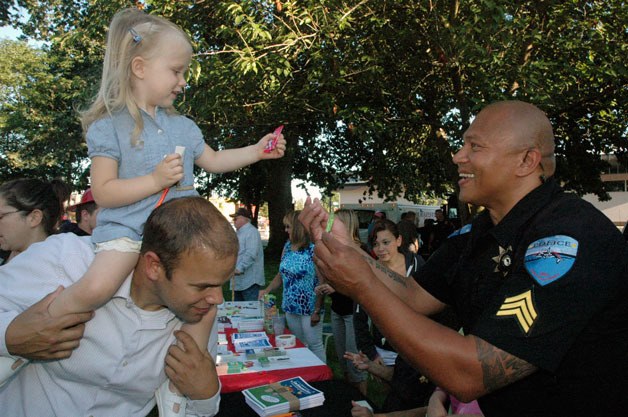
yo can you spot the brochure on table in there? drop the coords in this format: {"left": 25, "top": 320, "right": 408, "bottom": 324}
{"left": 217, "top": 301, "right": 264, "bottom": 332}
{"left": 243, "top": 376, "right": 325, "bottom": 417}
{"left": 231, "top": 331, "right": 273, "bottom": 352}
{"left": 216, "top": 301, "right": 327, "bottom": 376}
{"left": 216, "top": 346, "right": 325, "bottom": 375}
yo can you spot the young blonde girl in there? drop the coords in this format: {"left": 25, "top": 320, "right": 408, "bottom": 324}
{"left": 0, "top": 7, "right": 285, "bottom": 417}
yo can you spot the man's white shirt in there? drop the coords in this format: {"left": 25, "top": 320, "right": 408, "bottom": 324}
{"left": 0, "top": 233, "right": 220, "bottom": 417}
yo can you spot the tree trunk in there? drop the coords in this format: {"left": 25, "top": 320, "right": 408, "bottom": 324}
{"left": 265, "top": 149, "right": 294, "bottom": 261}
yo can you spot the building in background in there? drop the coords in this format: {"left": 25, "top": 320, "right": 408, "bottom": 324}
{"left": 583, "top": 154, "right": 628, "bottom": 229}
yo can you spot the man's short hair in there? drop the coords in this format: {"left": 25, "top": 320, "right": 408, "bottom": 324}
{"left": 75, "top": 201, "right": 98, "bottom": 223}
{"left": 141, "top": 197, "right": 239, "bottom": 279}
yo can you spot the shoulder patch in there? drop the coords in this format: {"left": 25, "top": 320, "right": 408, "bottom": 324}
{"left": 524, "top": 235, "right": 578, "bottom": 286}
{"left": 448, "top": 223, "right": 472, "bottom": 238}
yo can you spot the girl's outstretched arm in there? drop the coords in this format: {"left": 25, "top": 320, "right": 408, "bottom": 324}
{"left": 195, "top": 132, "right": 286, "bottom": 174}
{"left": 91, "top": 155, "right": 182, "bottom": 208}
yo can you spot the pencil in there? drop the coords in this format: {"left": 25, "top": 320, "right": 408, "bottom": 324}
{"left": 155, "top": 187, "right": 169, "bottom": 207}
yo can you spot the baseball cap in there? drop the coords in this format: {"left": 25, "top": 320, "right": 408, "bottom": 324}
{"left": 230, "top": 207, "right": 252, "bottom": 219}
{"left": 68, "top": 188, "right": 95, "bottom": 211}
{"left": 374, "top": 210, "right": 385, "bottom": 218}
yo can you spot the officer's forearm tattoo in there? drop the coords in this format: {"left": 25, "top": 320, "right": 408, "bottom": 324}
{"left": 362, "top": 253, "right": 407, "bottom": 287}
{"left": 475, "top": 337, "right": 537, "bottom": 392}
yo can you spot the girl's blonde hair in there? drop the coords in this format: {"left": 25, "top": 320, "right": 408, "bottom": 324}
{"left": 81, "top": 8, "right": 191, "bottom": 146}
{"left": 334, "top": 209, "right": 361, "bottom": 246}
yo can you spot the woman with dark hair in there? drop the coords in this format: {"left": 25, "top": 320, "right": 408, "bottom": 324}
{"left": 351, "top": 219, "right": 432, "bottom": 412}
{"left": 259, "top": 210, "right": 325, "bottom": 361}
{"left": 0, "top": 178, "right": 70, "bottom": 265}
{"left": 397, "top": 219, "right": 420, "bottom": 255}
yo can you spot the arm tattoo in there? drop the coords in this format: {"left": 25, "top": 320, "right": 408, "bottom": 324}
{"left": 475, "top": 337, "right": 537, "bottom": 393}
{"left": 361, "top": 253, "right": 407, "bottom": 287}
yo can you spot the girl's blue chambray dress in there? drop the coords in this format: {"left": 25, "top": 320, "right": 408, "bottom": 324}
{"left": 87, "top": 108, "right": 205, "bottom": 243}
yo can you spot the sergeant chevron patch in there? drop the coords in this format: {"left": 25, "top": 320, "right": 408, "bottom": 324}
{"left": 496, "top": 290, "right": 537, "bottom": 334}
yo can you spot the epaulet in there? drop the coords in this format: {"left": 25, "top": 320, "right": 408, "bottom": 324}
{"left": 448, "top": 223, "right": 472, "bottom": 238}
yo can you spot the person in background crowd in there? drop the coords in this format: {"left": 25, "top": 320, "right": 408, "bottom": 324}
{"left": 0, "top": 178, "right": 70, "bottom": 266}
{"left": 397, "top": 218, "right": 420, "bottom": 254}
{"left": 315, "top": 209, "right": 368, "bottom": 395}
{"left": 353, "top": 219, "right": 432, "bottom": 412}
{"left": 417, "top": 218, "right": 434, "bottom": 260}
{"left": 354, "top": 220, "right": 403, "bottom": 368}
{"left": 230, "top": 207, "right": 265, "bottom": 301}
{"left": 300, "top": 100, "right": 628, "bottom": 417}
{"left": 366, "top": 210, "right": 386, "bottom": 253}
{"left": 259, "top": 210, "right": 326, "bottom": 362}
{"left": 428, "top": 209, "right": 454, "bottom": 254}
{"left": 60, "top": 188, "right": 100, "bottom": 236}
{"left": 400, "top": 211, "right": 417, "bottom": 226}
{"left": 349, "top": 385, "right": 483, "bottom": 417}
{"left": 399, "top": 210, "right": 417, "bottom": 227}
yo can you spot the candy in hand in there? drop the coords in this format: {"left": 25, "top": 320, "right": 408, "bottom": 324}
{"left": 263, "top": 125, "right": 284, "bottom": 153}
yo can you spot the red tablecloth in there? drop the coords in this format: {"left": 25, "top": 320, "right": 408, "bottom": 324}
{"left": 218, "top": 328, "right": 333, "bottom": 393}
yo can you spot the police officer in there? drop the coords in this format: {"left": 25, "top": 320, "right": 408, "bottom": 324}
{"left": 300, "top": 100, "right": 628, "bottom": 417}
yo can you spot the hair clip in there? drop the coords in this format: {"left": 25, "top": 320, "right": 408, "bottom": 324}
{"left": 129, "top": 28, "right": 142, "bottom": 44}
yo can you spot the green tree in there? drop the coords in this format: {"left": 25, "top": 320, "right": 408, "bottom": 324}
{"left": 1, "top": 0, "right": 16, "bottom": 24}
{"left": 0, "top": 39, "right": 88, "bottom": 184}
{"left": 2, "top": 0, "right": 626, "bottom": 251}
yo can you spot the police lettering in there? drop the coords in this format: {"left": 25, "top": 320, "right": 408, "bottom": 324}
{"left": 531, "top": 240, "right": 571, "bottom": 248}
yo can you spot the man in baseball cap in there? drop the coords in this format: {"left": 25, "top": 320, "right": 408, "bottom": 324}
{"left": 61, "top": 189, "right": 99, "bottom": 236}
{"left": 229, "top": 207, "right": 252, "bottom": 221}
{"left": 229, "top": 207, "right": 265, "bottom": 301}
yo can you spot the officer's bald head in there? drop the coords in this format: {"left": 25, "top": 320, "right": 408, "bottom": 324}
{"left": 479, "top": 101, "right": 556, "bottom": 178}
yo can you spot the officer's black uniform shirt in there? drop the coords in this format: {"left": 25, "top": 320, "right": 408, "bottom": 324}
{"left": 417, "top": 178, "right": 628, "bottom": 417}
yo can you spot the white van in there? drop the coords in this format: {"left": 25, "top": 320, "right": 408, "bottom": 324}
{"left": 338, "top": 202, "right": 440, "bottom": 243}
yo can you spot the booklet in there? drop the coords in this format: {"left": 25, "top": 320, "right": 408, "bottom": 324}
{"left": 233, "top": 337, "right": 273, "bottom": 352}
{"left": 231, "top": 331, "right": 268, "bottom": 343}
{"left": 242, "top": 376, "right": 325, "bottom": 417}
{"left": 231, "top": 331, "right": 272, "bottom": 352}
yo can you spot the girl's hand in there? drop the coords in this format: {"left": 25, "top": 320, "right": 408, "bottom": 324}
{"left": 351, "top": 401, "right": 375, "bottom": 417}
{"left": 257, "top": 132, "right": 286, "bottom": 159}
{"left": 152, "top": 153, "right": 183, "bottom": 189}
{"left": 426, "top": 388, "right": 449, "bottom": 417}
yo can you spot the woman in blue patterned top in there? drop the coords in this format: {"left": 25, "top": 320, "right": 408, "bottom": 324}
{"left": 259, "top": 210, "right": 326, "bottom": 362}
